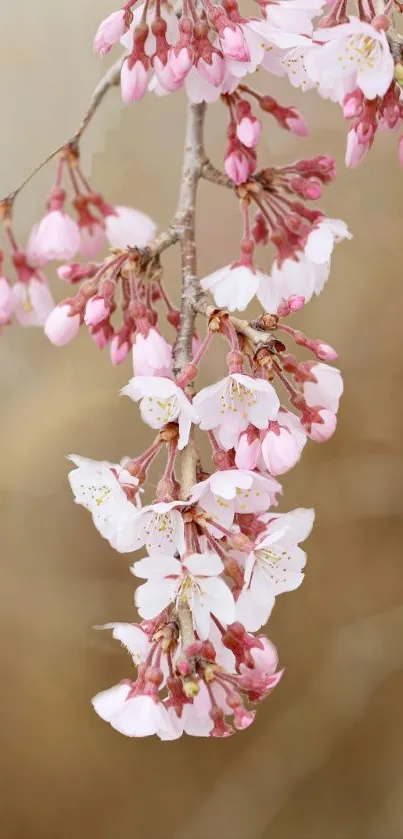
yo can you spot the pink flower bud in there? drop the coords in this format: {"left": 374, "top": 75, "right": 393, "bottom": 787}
{"left": 314, "top": 341, "right": 338, "bottom": 362}
{"left": 197, "top": 53, "right": 225, "bottom": 87}
{"left": 277, "top": 295, "right": 305, "bottom": 317}
{"left": 153, "top": 56, "right": 183, "bottom": 92}
{"left": 398, "top": 135, "right": 403, "bottom": 167}
{"left": 132, "top": 328, "right": 172, "bottom": 376}
{"left": 169, "top": 46, "right": 192, "bottom": 83}
{"left": 57, "top": 263, "right": 98, "bottom": 284}
{"left": 235, "top": 431, "right": 261, "bottom": 470}
{"left": 104, "top": 205, "right": 156, "bottom": 249}
{"left": 342, "top": 89, "right": 364, "bottom": 119}
{"left": 345, "top": 129, "right": 369, "bottom": 168}
{"left": 94, "top": 10, "right": 129, "bottom": 56}
{"left": 224, "top": 150, "right": 250, "bottom": 185}
{"left": 79, "top": 223, "right": 105, "bottom": 259}
{"left": 308, "top": 408, "right": 337, "bottom": 442}
{"left": 220, "top": 25, "right": 250, "bottom": 62}
{"left": 0, "top": 276, "right": 14, "bottom": 325}
{"left": 261, "top": 421, "right": 303, "bottom": 475}
{"left": 285, "top": 111, "right": 309, "bottom": 137}
{"left": 236, "top": 117, "right": 261, "bottom": 149}
{"left": 110, "top": 335, "right": 130, "bottom": 365}
{"left": 44, "top": 303, "right": 81, "bottom": 346}
{"left": 84, "top": 295, "right": 110, "bottom": 327}
{"left": 121, "top": 58, "right": 149, "bottom": 104}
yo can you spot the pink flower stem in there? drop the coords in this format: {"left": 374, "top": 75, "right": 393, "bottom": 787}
{"left": 163, "top": 440, "right": 178, "bottom": 482}
{"left": 191, "top": 330, "right": 213, "bottom": 366}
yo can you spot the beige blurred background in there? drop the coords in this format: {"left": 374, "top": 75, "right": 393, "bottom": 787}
{"left": 1, "top": 2, "right": 403, "bottom": 838}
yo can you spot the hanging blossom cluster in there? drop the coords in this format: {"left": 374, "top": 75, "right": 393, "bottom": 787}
{"left": 1, "top": 0, "right": 402, "bottom": 739}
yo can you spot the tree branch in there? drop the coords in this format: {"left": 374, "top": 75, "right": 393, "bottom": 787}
{"left": 195, "top": 296, "right": 275, "bottom": 347}
{"left": 172, "top": 101, "right": 207, "bottom": 649}
{"left": 1, "top": 56, "right": 123, "bottom": 206}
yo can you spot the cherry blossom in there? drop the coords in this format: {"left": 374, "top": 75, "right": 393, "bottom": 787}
{"left": 190, "top": 469, "right": 281, "bottom": 534}
{"left": 27, "top": 210, "right": 80, "bottom": 263}
{"left": 121, "top": 376, "right": 198, "bottom": 450}
{"left": 93, "top": 687, "right": 174, "bottom": 738}
{"left": 68, "top": 454, "right": 141, "bottom": 544}
{"left": 133, "top": 552, "right": 235, "bottom": 637}
{"left": 12, "top": 276, "right": 54, "bottom": 327}
{"left": 260, "top": 411, "right": 307, "bottom": 476}
{"left": 113, "top": 500, "right": 186, "bottom": 555}
{"left": 194, "top": 373, "right": 280, "bottom": 449}
{"left": 94, "top": 10, "right": 130, "bottom": 56}
{"left": 132, "top": 329, "right": 173, "bottom": 377}
{"left": 104, "top": 205, "right": 157, "bottom": 249}
{"left": 306, "top": 17, "right": 394, "bottom": 102}
{"left": 201, "top": 263, "right": 270, "bottom": 312}
{"left": 0, "top": 275, "right": 13, "bottom": 325}
{"left": 302, "top": 362, "right": 343, "bottom": 412}
{"left": 236, "top": 507, "right": 314, "bottom": 630}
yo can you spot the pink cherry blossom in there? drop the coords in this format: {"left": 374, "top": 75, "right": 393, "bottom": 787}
{"left": 236, "top": 508, "right": 314, "bottom": 630}
{"left": 132, "top": 329, "right": 172, "bottom": 377}
{"left": 133, "top": 552, "right": 235, "bottom": 637}
{"left": 308, "top": 407, "right": 337, "bottom": 441}
{"left": 12, "top": 276, "right": 54, "bottom": 327}
{"left": 94, "top": 10, "right": 128, "bottom": 56}
{"left": 303, "top": 362, "right": 343, "bottom": 412}
{"left": 121, "top": 375, "right": 198, "bottom": 450}
{"left": 194, "top": 373, "right": 280, "bottom": 450}
{"left": 28, "top": 210, "right": 80, "bottom": 263}
{"left": 104, "top": 205, "right": 157, "bottom": 249}
{"left": 44, "top": 302, "right": 81, "bottom": 346}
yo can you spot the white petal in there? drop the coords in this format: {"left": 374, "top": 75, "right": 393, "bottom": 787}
{"left": 184, "top": 552, "right": 224, "bottom": 576}
{"left": 135, "top": 579, "right": 175, "bottom": 618}
{"left": 202, "top": 577, "right": 235, "bottom": 625}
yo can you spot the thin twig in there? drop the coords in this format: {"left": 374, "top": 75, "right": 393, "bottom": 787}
{"left": 1, "top": 57, "right": 123, "bottom": 206}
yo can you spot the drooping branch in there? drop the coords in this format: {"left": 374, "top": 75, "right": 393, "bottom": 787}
{"left": 0, "top": 56, "right": 123, "bottom": 207}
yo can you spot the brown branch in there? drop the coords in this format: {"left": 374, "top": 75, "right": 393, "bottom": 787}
{"left": 195, "top": 296, "right": 275, "bottom": 347}
{"left": 1, "top": 56, "right": 123, "bottom": 206}
{"left": 171, "top": 101, "right": 208, "bottom": 649}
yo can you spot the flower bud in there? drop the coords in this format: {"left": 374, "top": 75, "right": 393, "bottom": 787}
{"left": 44, "top": 302, "right": 81, "bottom": 346}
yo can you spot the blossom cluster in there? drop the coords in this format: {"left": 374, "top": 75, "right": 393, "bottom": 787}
{"left": 1, "top": 0, "right": 401, "bottom": 740}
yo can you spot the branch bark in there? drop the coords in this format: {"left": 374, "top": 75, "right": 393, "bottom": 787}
{"left": 172, "top": 102, "right": 207, "bottom": 649}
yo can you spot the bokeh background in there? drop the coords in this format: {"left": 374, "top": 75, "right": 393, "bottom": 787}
{"left": 1, "top": 2, "right": 403, "bottom": 838}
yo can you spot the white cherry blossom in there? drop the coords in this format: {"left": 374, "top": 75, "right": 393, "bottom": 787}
{"left": 113, "top": 500, "right": 186, "bottom": 555}
{"left": 92, "top": 686, "right": 174, "bottom": 738}
{"left": 121, "top": 376, "right": 198, "bottom": 450}
{"left": 304, "top": 217, "right": 352, "bottom": 265}
{"left": 133, "top": 552, "right": 235, "bottom": 638}
{"left": 263, "top": 0, "right": 327, "bottom": 36}
{"left": 194, "top": 373, "right": 280, "bottom": 450}
{"left": 306, "top": 17, "right": 394, "bottom": 102}
{"left": 236, "top": 507, "right": 314, "bottom": 630}
{"left": 68, "top": 455, "right": 141, "bottom": 543}
{"left": 201, "top": 263, "right": 270, "bottom": 312}
{"left": 190, "top": 469, "right": 281, "bottom": 535}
